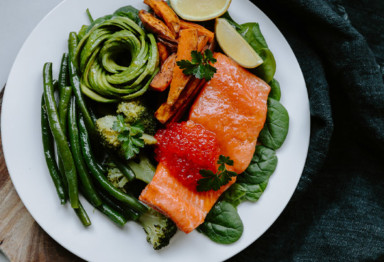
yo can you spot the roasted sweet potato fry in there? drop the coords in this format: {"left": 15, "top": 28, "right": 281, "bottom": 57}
{"left": 157, "top": 37, "right": 178, "bottom": 53}
{"left": 197, "top": 35, "right": 209, "bottom": 52}
{"left": 167, "top": 29, "right": 199, "bottom": 105}
{"left": 157, "top": 42, "right": 170, "bottom": 65}
{"left": 155, "top": 102, "right": 173, "bottom": 124}
{"left": 155, "top": 77, "right": 206, "bottom": 124}
{"left": 144, "top": 0, "right": 180, "bottom": 36}
{"left": 179, "top": 20, "right": 215, "bottom": 43}
{"left": 155, "top": 42, "right": 215, "bottom": 124}
{"left": 168, "top": 78, "right": 207, "bottom": 123}
{"left": 139, "top": 10, "right": 176, "bottom": 41}
{"left": 150, "top": 53, "right": 176, "bottom": 92}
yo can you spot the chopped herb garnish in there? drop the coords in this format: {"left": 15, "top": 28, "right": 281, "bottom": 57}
{"left": 196, "top": 155, "right": 237, "bottom": 192}
{"left": 177, "top": 49, "right": 217, "bottom": 81}
{"left": 112, "top": 114, "right": 145, "bottom": 160}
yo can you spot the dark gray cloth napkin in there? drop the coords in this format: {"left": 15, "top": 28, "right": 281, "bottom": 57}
{"left": 229, "top": 0, "right": 384, "bottom": 261}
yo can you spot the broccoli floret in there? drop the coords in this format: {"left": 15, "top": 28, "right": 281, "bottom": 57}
{"left": 107, "top": 166, "right": 129, "bottom": 192}
{"left": 117, "top": 99, "right": 159, "bottom": 135}
{"left": 117, "top": 100, "right": 146, "bottom": 123}
{"left": 127, "top": 153, "right": 156, "bottom": 184}
{"left": 96, "top": 115, "right": 120, "bottom": 149}
{"left": 96, "top": 115, "right": 157, "bottom": 159}
{"left": 138, "top": 207, "right": 177, "bottom": 250}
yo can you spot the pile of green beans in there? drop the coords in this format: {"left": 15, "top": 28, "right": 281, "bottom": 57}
{"left": 41, "top": 31, "right": 148, "bottom": 227}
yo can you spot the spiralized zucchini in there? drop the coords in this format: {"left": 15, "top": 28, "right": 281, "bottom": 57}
{"left": 74, "top": 16, "right": 159, "bottom": 102}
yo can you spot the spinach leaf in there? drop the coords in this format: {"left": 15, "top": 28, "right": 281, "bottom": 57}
{"left": 237, "top": 146, "right": 278, "bottom": 201}
{"left": 113, "top": 5, "right": 141, "bottom": 25}
{"left": 269, "top": 78, "right": 281, "bottom": 101}
{"left": 259, "top": 98, "right": 289, "bottom": 150}
{"left": 222, "top": 183, "right": 247, "bottom": 207}
{"left": 253, "top": 48, "right": 276, "bottom": 83}
{"left": 198, "top": 201, "right": 243, "bottom": 244}
{"left": 238, "top": 22, "right": 268, "bottom": 51}
{"left": 223, "top": 145, "right": 278, "bottom": 205}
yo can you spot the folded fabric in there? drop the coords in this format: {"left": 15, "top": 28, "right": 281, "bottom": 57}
{"left": 229, "top": 0, "right": 384, "bottom": 261}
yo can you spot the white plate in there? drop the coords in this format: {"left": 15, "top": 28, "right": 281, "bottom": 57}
{"left": 2, "top": 0, "right": 310, "bottom": 261}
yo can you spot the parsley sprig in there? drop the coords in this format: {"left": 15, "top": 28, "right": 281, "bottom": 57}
{"left": 177, "top": 49, "right": 217, "bottom": 81}
{"left": 112, "top": 114, "right": 145, "bottom": 160}
{"left": 196, "top": 155, "right": 237, "bottom": 192}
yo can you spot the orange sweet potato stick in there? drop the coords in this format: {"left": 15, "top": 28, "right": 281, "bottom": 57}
{"left": 179, "top": 20, "right": 214, "bottom": 43}
{"left": 157, "top": 42, "right": 170, "bottom": 65}
{"left": 157, "top": 37, "right": 178, "bottom": 53}
{"left": 150, "top": 53, "right": 177, "bottom": 92}
{"left": 197, "top": 35, "right": 209, "bottom": 52}
{"left": 139, "top": 10, "right": 176, "bottom": 41}
{"left": 167, "top": 28, "right": 198, "bottom": 105}
{"left": 155, "top": 40, "right": 214, "bottom": 123}
{"left": 152, "top": 36, "right": 207, "bottom": 93}
{"left": 144, "top": 0, "right": 180, "bottom": 36}
{"left": 167, "top": 78, "right": 207, "bottom": 123}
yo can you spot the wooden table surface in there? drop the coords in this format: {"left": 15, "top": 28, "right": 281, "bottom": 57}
{"left": 0, "top": 89, "right": 83, "bottom": 262}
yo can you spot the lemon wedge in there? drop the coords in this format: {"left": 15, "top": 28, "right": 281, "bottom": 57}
{"left": 215, "top": 18, "right": 263, "bottom": 68}
{"left": 170, "top": 0, "right": 231, "bottom": 21}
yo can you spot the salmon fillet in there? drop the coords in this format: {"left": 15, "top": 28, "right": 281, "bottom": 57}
{"left": 139, "top": 52, "right": 270, "bottom": 233}
{"left": 190, "top": 53, "right": 270, "bottom": 173}
{"left": 140, "top": 162, "right": 234, "bottom": 233}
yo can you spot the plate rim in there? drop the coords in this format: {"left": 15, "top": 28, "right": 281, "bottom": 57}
{"left": 1, "top": 0, "right": 311, "bottom": 261}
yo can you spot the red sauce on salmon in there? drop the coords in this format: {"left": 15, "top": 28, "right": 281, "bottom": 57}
{"left": 154, "top": 121, "right": 219, "bottom": 190}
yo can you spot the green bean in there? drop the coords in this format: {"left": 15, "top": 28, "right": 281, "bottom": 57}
{"left": 87, "top": 105, "right": 107, "bottom": 174}
{"left": 41, "top": 95, "right": 67, "bottom": 204}
{"left": 77, "top": 138, "right": 106, "bottom": 175}
{"left": 97, "top": 188, "right": 140, "bottom": 221}
{"left": 56, "top": 85, "right": 70, "bottom": 187}
{"left": 52, "top": 79, "right": 58, "bottom": 90}
{"left": 112, "top": 156, "right": 136, "bottom": 182}
{"left": 97, "top": 203, "right": 127, "bottom": 227}
{"left": 68, "top": 32, "right": 78, "bottom": 67}
{"left": 86, "top": 8, "right": 94, "bottom": 23}
{"left": 74, "top": 201, "right": 91, "bottom": 227}
{"left": 77, "top": 114, "right": 147, "bottom": 214}
{"left": 57, "top": 86, "right": 72, "bottom": 193}
{"left": 87, "top": 105, "right": 99, "bottom": 129}
{"left": 56, "top": 155, "right": 68, "bottom": 199}
{"left": 95, "top": 158, "right": 107, "bottom": 174}
{"left": 55, "top": 57, "right": 70, "bottom": 188}
{"left": 68, "top": 44, "right": 96, "bottom": 137}
{"left": 43, "top": 62, "right": 79, "bottom": 209}
{"left": 58, "top": 53, "right": 69, "bottom": 92}
{"left": 56, "top": 55, "right": 71, "bottom": 189}
{"left": 57, "top": 158, "right": 68, "bottom": 195}
{"left": 58, "top": 86, "right": 72, "bottom": 131}
{"left": 68, "top": 97, "right": 102, "bottom": 207}
{"left": 80, "top": 185, "right": 127, "bottom": 226}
